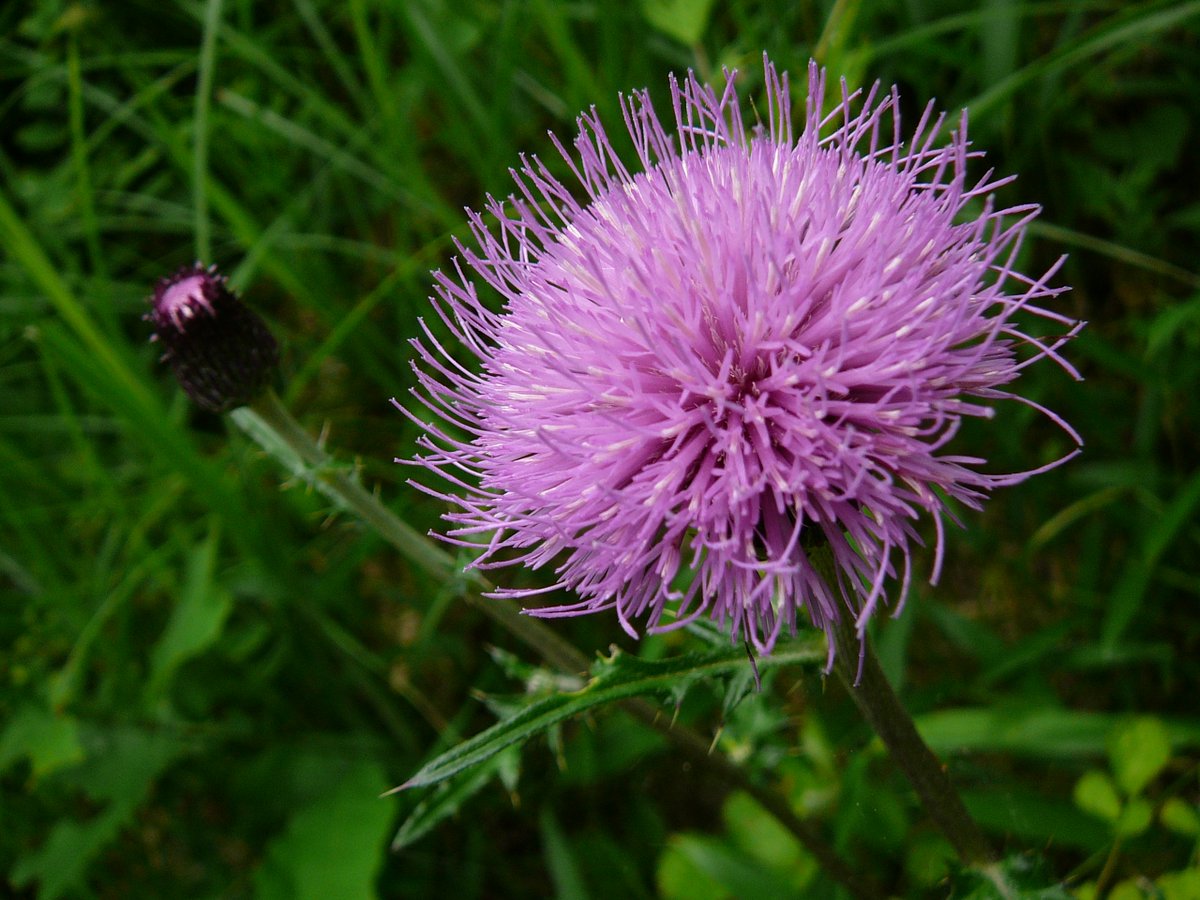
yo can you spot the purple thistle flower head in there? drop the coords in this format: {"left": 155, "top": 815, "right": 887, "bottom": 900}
{"left": 402, "top": 57, "right": 1082, "bottom": 658}
{"left": 149, "top": 263, "right": 278, "bottom": 414}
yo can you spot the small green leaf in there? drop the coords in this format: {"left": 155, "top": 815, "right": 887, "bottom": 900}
{"left": 657, "top": 833, "right": 802, "bottom": 900}
{"left": 11, "top": 726, "right": 179, "bottom": 899}
{"left": 640, "top": 0, "right": 715, "bottom": 45}
{"left": 1158, "top": 868, "right": 1200, "bottom": 900}
{"left": 254, "top": 760, "right": 395, "bottom": 900}
{"left": 1114, "top": 797, "right": 1153, "bottom": 837}
{"left": 395, "top": 640, "right": 824, "bottom": 792}
{"left": 723, "top": 791, "right": 814, "bottom": 889}
{"left": 10, "top": 803, "right": 129, "bottom": 899}
{"left": 0, "top": 706, "right": 84, "bottom": 778}
{"left": 72, "top": 726, "right": 180, "bottom": 804}
{"left": 496, "top": 742, "right": 522, "bottom": 794}
{"left": 1108, "top": 717, "right": 1172, "bottom": 797}
{"left": 1160, "top": 797, "right": 1200, "bottom": 836}
{"left": 656, "top": 835, "right": 728, "bottom": 900}
{"left": 1074, "top": 770, "right": 1122, "bottom": 822}
{"left": 905, "top": 834, "right": 956, "bottom": 889}
{"left": 1107, "top": 879, "right": 1144, "bottom": 900}
{"left": 146, "top": 522, "right": 232, "bottom": 701}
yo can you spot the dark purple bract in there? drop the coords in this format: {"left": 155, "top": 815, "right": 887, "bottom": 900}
{"left": 150, "top": 263, "right": 277, "bottom": 414}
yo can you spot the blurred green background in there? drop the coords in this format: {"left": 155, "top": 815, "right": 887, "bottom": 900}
{"left": 2, "top": 0, "right": 1199, "bottom": 897}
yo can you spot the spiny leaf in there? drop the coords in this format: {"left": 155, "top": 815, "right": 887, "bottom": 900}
{"left": 394, "top": 639, "right": 824, "bottom": 792}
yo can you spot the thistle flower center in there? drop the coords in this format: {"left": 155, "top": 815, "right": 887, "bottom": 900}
{"left": 157, "top": 274, "right": 215, "bottom": 329}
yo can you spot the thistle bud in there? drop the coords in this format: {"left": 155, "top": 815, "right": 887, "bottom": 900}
{"left": 149, "top": 263, "right": 278, "bottom": 413}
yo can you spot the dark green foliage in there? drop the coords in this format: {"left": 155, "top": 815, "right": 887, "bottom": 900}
{"left": 2, "top": 0, "right": 1198, "bottom": 896}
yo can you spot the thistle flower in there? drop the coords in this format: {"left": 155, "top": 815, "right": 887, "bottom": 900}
{"left": 403, "top": 57, "right": 1081, "bottom": 656}
{"left": 149, "top": 263, "right": 278, "bottom": 413}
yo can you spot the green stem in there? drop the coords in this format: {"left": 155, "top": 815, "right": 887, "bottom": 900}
{"left": 235, "top": 390, "right": 584, "bottom": 673}
{"left": 830, "top": 617, "right": 996, "bottom": 865}
{"left": 231, "top": 389, "right": 878, "bottom": 899}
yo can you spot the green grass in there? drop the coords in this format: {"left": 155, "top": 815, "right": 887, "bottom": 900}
{"left": 2, "top": 0, "right": 1199, "bottom": 897}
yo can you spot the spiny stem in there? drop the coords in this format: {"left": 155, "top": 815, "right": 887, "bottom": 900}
{"left": 236, "top": 389, "right": 584, "bottom": 671}
{"left": 233, "top": 389, "right": 877, "bottom": 899}
{"left": 830, "top": 617, "right": 996, "bottom": 865}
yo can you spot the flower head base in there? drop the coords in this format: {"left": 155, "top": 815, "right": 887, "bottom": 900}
{"left": 149, "top": 263, "right": 278, "bottom": 414}
{"left": 404, "top": 58, "right": 1081, "bottom": 657}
